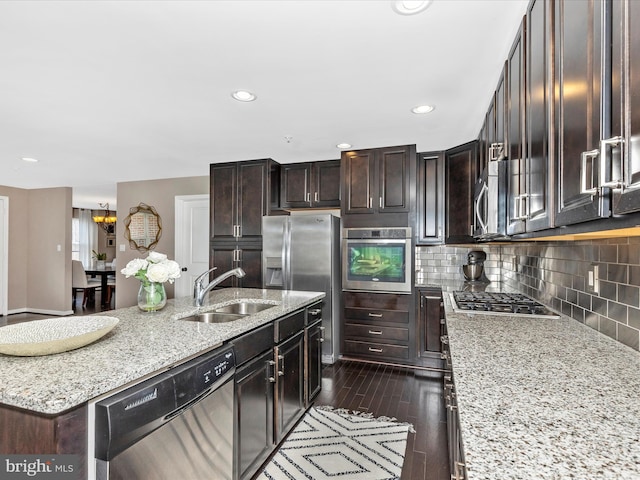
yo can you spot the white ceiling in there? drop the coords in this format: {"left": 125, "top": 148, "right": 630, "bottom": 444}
{"left": 0, "top": 0, "right": 528, "bottom": 210}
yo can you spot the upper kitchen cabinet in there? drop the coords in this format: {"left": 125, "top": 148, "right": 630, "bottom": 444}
{"left": 416, "top": 151, "right": 445, "bottom": 244}
{"left": 525, "top": 0, "right": 554, "bottom": 232}
{"left": 610, "top": 0, "right": 640, "bottom": 215}
{"left": 280, "top": 160, "right": 341, "bottom": 209}
{"left": 445, "top": 141, "right": 477, "bottom": 244}
{"left": 554, "top": 0, "right": 606, "bottom": 226}
{"left": 341, "top": 144, "right": 416, "bottom": 227}
{"left": 506, "top": 18, "right": 527, "bottom": 236}
{"left": 210, "top": 159, "right": 280, "bottom": 242}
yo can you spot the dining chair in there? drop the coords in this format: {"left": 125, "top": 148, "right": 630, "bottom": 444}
{"left": 72, "top": 260, "right": 101, "bottom": 307}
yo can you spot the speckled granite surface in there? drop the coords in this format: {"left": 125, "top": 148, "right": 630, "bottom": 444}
{"left": 0, "top": 288, "right": 323, "bottom": 415}
{"left": 443, "top": 292, "right": 640, "bottom": 480}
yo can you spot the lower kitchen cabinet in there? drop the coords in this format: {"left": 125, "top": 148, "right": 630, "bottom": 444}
{"left": 210, "top": 242, "right": 263, "bottom": 288}
{"left": 305, "top": 305, "right": 324, "bottom": 406}
{"left": 342, "top": 291, "right": 411, "bottom": 363}
{"left": 233, "top": 303, "right": 321, "bottom": 480}
{"left": 416, "top": 287, "right": 445, "bottom": 369}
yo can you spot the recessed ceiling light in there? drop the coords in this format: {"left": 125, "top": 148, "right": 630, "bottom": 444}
{"left": 411, "top": 104, "right": 435, "bottom": 114}
{"left": 391, "top": 0, "right": 433, "bottom": 15}
{"left": 336, "top": 143, "right": 352, "bottom": 149}
{"left": 231, "top": 90, "right": 257, "bottom": 102}
{"left": 21, "top": 157, "right": 39, "bottom": 163}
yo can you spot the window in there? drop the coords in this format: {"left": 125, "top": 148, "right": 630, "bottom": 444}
{"left": 72, "top": 217, "right": 80, "bottom": 261}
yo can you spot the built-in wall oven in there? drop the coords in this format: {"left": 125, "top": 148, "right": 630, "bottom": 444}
{"left": 342, "top": 227, "right": 412, "bottom": 293}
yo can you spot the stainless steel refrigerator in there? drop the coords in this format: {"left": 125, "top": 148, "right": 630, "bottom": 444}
{"left": 262, "top": 214, "right": 341, "bottom": 364}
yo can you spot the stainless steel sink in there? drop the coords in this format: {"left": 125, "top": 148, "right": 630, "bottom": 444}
{"left": 180, "top": 312, "right": 247, "bottom": 323}
{"left": 213, "top": 302, "right": 275, "bottom": 315}
{"left": 179, "top": 302, "right": 276, "bottom": 323}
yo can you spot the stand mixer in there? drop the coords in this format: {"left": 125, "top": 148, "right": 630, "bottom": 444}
{"left": 462, "top": 250, "right": 489, "bottom": 282}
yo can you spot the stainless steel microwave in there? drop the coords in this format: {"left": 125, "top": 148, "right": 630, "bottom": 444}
{"left": 342, "top": 228, "right": 412, "bottom": 293}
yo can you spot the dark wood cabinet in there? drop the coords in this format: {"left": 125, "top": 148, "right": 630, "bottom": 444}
{"left": 210, "top": 243, "right": 262, "bottom": 288}
{"left": 210, "top": 158, "right": 279, "bottom": 287}
{"left": 506, "top": 18, "right": 527, "bottom": 236}
{"left": 274, "top": 330, "right": 305, "bottom": 443}
{"left": 280, "top": 160, "right": 341, "bottom": 209}
{"left": 609, "top": 0, "right": 640, "bottom": 215}
{"left": 554, "top": 0, "right": 606, "bottom": 226}
{"left": 235, "top": 348, "right": 274, "bottom": 480}
{"left": 210, "top": 159, "right": 279, "bottom": 242}
{"left": 416, "top": 288, "right": 444, "bottom": 369}
{"left": 305, "top": 305, "right": 323, "bottom": 406}
{"left": 341, "top": 144, "right": 416, "bottom": 227}
{"left": 416, "top": 151, "right": 445, "bottom": 244}
{"left": 525, "top": 0, "right": 554, "bottom": 232}
{"left": 341, "top": 291, "right": 412, "bottom": 363}
{"left": 445, "top": 141, "right": 477, "bottom": 243}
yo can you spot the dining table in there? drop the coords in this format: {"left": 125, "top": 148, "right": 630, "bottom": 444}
{"left": 84, "top": 269, "right": 115, "bottom": 307}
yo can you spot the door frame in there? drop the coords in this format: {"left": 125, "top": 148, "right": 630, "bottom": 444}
{"left": 174, "top": 194, "right": 210, "bottom": 298}
{"left": 0, "top": 196, "right": 8, "bottom": 316}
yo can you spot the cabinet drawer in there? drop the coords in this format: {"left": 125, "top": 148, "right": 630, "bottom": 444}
{"left": 344, "top": 323, "right": 408, "bottom": 342}
{"left": 343, "top": 291, "right": 410, "bottom": 310}
{"left": 343, "top": 340, "right": 409, "bottom": 360}
{"left": 232, "top": 323, "right": 274, "bottom": 366}
{"left": 344, "top": 307, "right": 408, "bottom": 324}
{"left": 275, "top": 309, "right": 305, "bottom": 343}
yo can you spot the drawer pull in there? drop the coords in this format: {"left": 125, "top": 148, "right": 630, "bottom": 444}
{"left": 368, "top": 347, "right": 383, "bottom": 353}
{"left": 368, "top": 313, "right": 383, "bottom": 318}
{"left": 368, "top": 330, "right": 383, "bottom": 335}
{"left": 309, "top": 308, "right": 322, "bottom": 316}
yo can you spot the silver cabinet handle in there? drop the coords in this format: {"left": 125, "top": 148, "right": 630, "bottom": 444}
{"left": 268, "top": 359, "right": 277, "bottom": 383}
{"left": 368, "top": 330, "right": 383, "bottom": 335}
{"left": 319, "top": 326, "right": 325, "bottom": 343}
{"left": 600, "top": 135, "right": 624, "bottom": 189}
{"left": 379, "top": 196, "right": 382, "bottom": 208}
{"left": 368, "top": 312, "right": 383, "bottom": 318}
{"left": 489, "top": 142, "right": 504, "bottom": 161}
{"left": 368, "top": 347, "right": 383, "bottom": 353}
{"left": 309, "top": 308, "right": 322, "bottom": 316}
{"left": 314, "top": 192, "right": 319, "bottom": 202}
{"left": 580, "top": 149, "right": 600, "bottom": 195}
{"left": 368, "top": 197, "right": 373, "bottom": 209}
{"left": 306, "top": 192, "right": 311, "bottom": 202}
{"left": 277, "top": 354, "right": 284, "bottom": 377}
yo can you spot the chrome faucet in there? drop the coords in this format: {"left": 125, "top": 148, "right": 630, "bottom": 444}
{"left": 194, "top": 267, "right": 246, "bottom": 307}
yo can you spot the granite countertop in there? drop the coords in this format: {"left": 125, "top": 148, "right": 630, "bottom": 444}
{"left": 0, "top": 288, "right": 323, "bottom": 415}
{"left": 443, "top": 293, "right": 640, "bottom": 479}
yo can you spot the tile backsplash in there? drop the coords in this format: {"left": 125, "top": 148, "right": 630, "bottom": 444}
{"left": 416, "top": 237, "right": 640, "bottom": 351}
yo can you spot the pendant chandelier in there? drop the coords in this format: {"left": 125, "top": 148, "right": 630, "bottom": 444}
{"left": 93, "top": 203, "right": 117, "bottom": 232}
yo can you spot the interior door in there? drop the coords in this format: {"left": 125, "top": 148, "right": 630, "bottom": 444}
{"left": 174, "top": 195, "right": 210, "bottom": 298}
{"left": 0, "top": 196, "right": 7, "bottom": 316}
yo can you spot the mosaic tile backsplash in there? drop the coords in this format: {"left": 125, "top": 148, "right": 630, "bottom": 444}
{"left": 416, "top": 237, "right": 640, "bottom": 351}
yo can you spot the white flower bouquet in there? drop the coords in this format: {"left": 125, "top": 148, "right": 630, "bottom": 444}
{"left": 120, "top": 251, "right": 181, "bottom": 286}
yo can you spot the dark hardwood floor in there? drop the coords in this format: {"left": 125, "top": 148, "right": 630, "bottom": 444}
{"left": 316, "top": 360, "right": 450, "bottom": 480}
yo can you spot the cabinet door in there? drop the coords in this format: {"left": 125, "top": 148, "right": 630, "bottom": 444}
{"left": 506, "top": 20, "right": 527, "bottom": 235}
{"left": 305, "top": 318, "right": 323, "bottom": 406}
{"left": 417, "top": 288, "right": 443, "bottom": 357}
{"left": 210, "top": 243, "right": 262, "bottom": 288}
{"left": 275, "top": 331, "right": 305, "bottom": 443}
{"left": 281, "top": 163, "right": 311, "bottom": 208}
{"left": 235, "top": 349, "right": 275, "bottom": 480}
{"left": 554, "top": 0, "right": 606, "bottom": 226}
{"left": 341, "top": 149, "right": 376, "bottom": 214}
{"left": 416, "top": 152, "right": 444, "bottom": 244}
{"left": 445, "top": 141, "right": 477, "bottom": 243}
{"left": 238, "top": 161, "right": 268, "bottom": 240}
{"left": 611, "top": 0, "right": 640, "bottom": 214}
{"left": 210, "top": 163, "right": 237, "bottom": 241}
{"left": 378, "top": 145, "right": 411, "bottom": 213}
{"left": 313, "top": 160, "right": 341, "bottom": 207}
{"left": 526, "top": 0, "right": 554, "bottom": 231}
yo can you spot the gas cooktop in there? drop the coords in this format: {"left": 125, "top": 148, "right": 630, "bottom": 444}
{"left": 450, "top": 291, "right": 560, "bottom": 318}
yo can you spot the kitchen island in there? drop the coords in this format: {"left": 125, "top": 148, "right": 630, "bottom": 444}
{"left": 0, "top": 288, "right": 323, "bottom": 474}
{"left": 443, "top": 293, "right": 640, "bottom": 479}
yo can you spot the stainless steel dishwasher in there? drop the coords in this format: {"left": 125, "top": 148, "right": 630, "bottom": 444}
{"left": 93, "top": 345, "right": 235, "bottom": 480}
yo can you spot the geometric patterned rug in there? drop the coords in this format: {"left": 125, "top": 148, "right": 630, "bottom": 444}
{"left": 256, "top": 406, "right": 414, "bottom": 480}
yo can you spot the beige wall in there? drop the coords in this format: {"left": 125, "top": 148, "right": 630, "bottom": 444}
{"left": 115, "top": 176, "right": 209, "bottom": 307}
{"left": 0, "top": 185, "right": 72, "bottom": 315}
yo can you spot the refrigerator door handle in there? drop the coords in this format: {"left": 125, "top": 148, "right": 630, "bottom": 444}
{"left": 282, "top": 220, "right": 291, "bottom": 290}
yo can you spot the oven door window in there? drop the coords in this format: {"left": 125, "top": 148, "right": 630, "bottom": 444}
{"left": 346, "top": 242, "right": 406, "bottom": 284}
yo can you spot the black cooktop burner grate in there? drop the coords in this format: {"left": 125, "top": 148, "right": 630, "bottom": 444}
{"left": 452, "top": 291, "right": 559, "bottom": 317}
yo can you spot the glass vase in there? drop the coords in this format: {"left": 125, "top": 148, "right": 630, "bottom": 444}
{"left": 137, "top": 282, "right": 167, "bottom": 312}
